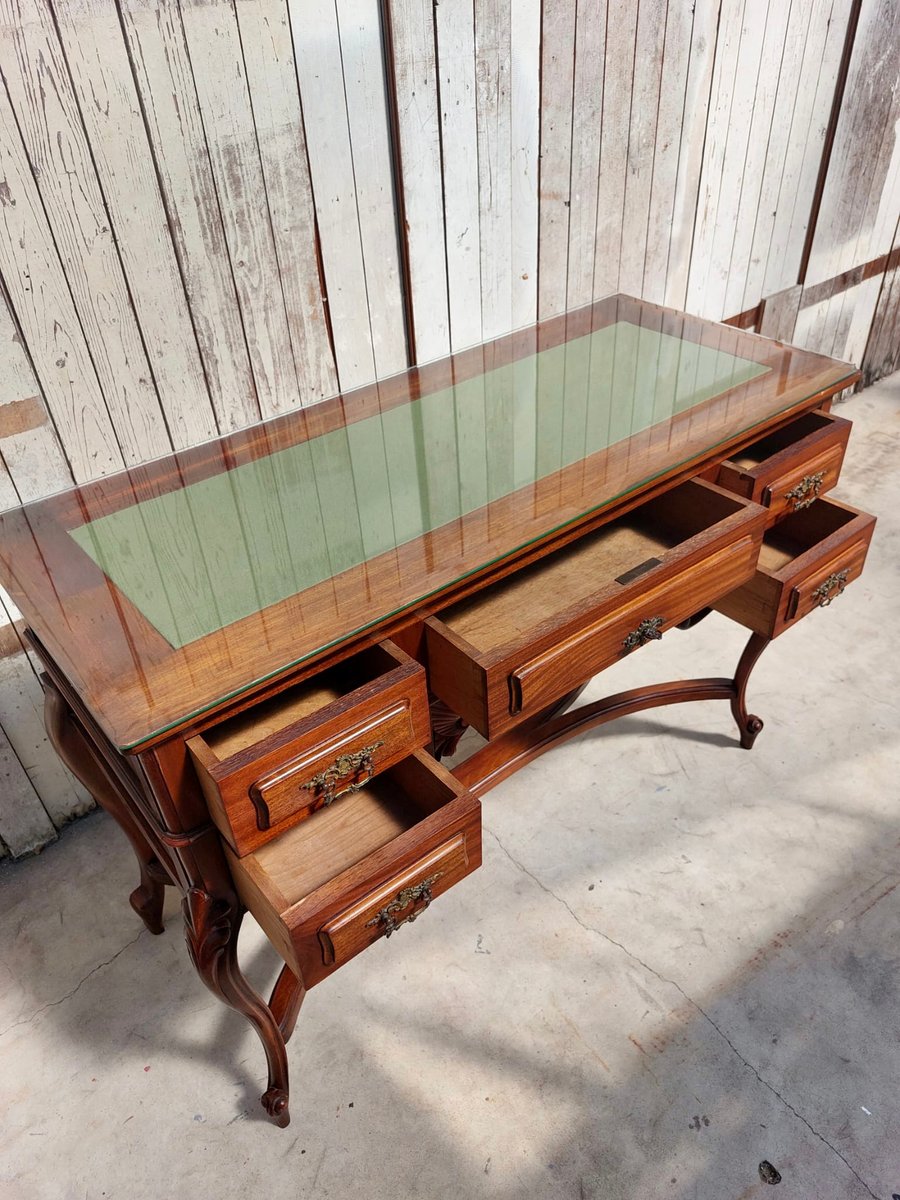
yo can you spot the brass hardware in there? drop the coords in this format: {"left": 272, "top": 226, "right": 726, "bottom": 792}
{"left": 365, "top": 873, "right": 443, "bottom": 937}
{"left": 623, "top": 616, "right": 665, "bottom": 652}
{"left": 301, "top": 740, "right": 384, "bottom": 806}
{"left": 812, "top": 569, "right": 849, "bottom": 607}
{"left": 785, "top": 470, "right": 826, "bottom": 510}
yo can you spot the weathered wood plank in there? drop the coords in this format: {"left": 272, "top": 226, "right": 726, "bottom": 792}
{"left": 335, "top": 0, "right": 408, "bottom": 376}
{"left": 0, "top": 646, "right": 92, "bottom": 830}
{"left": 593, "top": 0, "right": 638, "bottom": 299}
{"left": 233, "top": 0, "right": 338, "bottom": 405}
{"left": 537, "top": 0, "right": 576, "bottom": 320}
{"left": 0, "top": 288, "right": 73, "bottom": 504}
{"left": 762, "top": 0, "right": 854, "bottom": 297}
{"left": 475, "top": 0, "right": 513, "bottom": 341}
{"left": 0, "top": 85, "right": 122, "bottom": 481}
{"left": 805, "top": 0, "right": 900, "bottom": 285}
{"left": 289, "top": 0, "right": 376, "bottom": 389}
{"left": 178, "top": 0, "right": 301, "bottom": 416}
{"left": 0, "top": 0, "right": 171, "bottom": 463}
{"left": 565, "top": 0, "right": 606, "bottom": 309}
{"left": 385, "top": 0, "right": 450, "bottom": 364}
{"left": 861, "top": 233, "right": 900, "bottom": 384}
{"left": 0, "top": 715, "right": 56, "bottom": 858}
{"left": 435, "top": 0, "right": 482, "bottom": 349}
{"left": 120, "top": 0, "right": 260, "bottom": 433}
{"left": 53, "top": 0, "right": 218, "bottom": 450}
{"left": 758, "top": 284, "right": 803, "bottom": 342}
{"left": 618, "top": 0, "right": 666, "bottom": 298}
{"left": 663, "top": 0, "right": 718, "bottom": 308}
{"left": 642, "top": 0, "right": 696, "bottom": 304}
{"left": 509, "top": 0, "right": 540, "bottom": 330}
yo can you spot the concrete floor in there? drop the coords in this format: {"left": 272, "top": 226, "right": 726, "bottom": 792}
{"left": 1, "top": 377, "right": 899, "bottom": 1200}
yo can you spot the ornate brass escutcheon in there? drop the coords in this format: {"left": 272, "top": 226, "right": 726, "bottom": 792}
{"left": 623, "top": 615, "right": 665, "bottom": 652}
{"left": 365, "top": 872, "right": 444, "bottom": 937}
{"left": 785, "top": 470, "right": 826, "bottom": 510}
{"left": 812, "top": 568, "right": 849, "bottom": 607}
{"left": 301, "top": 740, "right": 385, "bottom": 806}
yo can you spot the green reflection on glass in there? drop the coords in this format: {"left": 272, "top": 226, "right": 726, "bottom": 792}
{"left": 70, "top": 321, "right": 768, "bottom": 648}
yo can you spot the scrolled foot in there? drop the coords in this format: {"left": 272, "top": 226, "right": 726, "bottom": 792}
{"left": 739, "top": 714, "right": 764, "bottom": 750}
{"left": 261, "top": 1087, "right": 291, "bottom": 1127}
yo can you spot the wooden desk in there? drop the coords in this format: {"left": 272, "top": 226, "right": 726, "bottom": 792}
{"left": 0, "top": 295, "right": 875, "bottom": 1128}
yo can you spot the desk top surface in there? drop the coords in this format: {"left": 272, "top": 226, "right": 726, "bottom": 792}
{"left": 0, "top": 295, "right": 856, "bottom": 750}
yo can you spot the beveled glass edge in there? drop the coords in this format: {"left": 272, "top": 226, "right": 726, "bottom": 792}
{"left": 116, "top": 361, "right": 858, "bottom": 751}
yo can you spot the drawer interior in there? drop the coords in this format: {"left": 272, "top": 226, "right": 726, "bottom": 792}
{"left": 757, "top": 501, "right": 860, "bottom": 573}
{"left": 202, "top": 643, "right": 405, "bottom": 759}
{"left": 245, "top": 758, "right": 452, "bottom": 909}
{"left": 727, "top": 412, "right": 833, "bottom": 469}
{"left": 435, "top": 481, "right": 749, "bottom": 651}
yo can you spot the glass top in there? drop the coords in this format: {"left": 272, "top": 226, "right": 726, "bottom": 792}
{"left": 70, "top": 321, "right": 767, "bottom": 649}
{"left": 0, "top": 296, "right": 856, "bottom": 749}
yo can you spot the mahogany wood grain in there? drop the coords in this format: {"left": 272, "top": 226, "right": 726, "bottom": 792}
{"left": 715, "top": 409, "right": 851, "bottom": 521}
{"left": 425, "top": 480, "right": 766, "bottom": 737}
{"left": 186, "top": 641, "right": 430, "bottom": 855}
{"left": 0, "top": 294, "right": 859, "bottom": 752}
{"left": 225, "top": 750, "right": 481, "bottom": 987}
{"left": 713, "top": 498, "right": 876, "bottom": 637}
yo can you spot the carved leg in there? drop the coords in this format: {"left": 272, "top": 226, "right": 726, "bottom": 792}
{"left": 43, "top": 681, "right": 168, "bottom": 934}
{"left": 269, "top": 965, "right": 306, "bottom": 1043}
{"left": 730, "top": 632, "right": 769, "bottom": 749}
{"left": 184, "top": 889, "right": 291, "bottom": 1127}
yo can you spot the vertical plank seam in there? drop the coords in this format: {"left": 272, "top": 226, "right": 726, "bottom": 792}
{"left": 0, "top": 269, "right": 76, "bottom": 489}
{"left": 797, "top": 0, "right": 863, "bottom": 285}
{"left": 0, "top": 70, "right": 124, "bottom": 461}
{"left": 231, "top": 0, "right": 305, "bottom": 401}
{"left": 379, "top": 0, "right": 418, "bottom": 364}
{"left": 45, "top": 0, "right": 176, "bottom": 451}
{"left": 672, "top": 0, "right": 724, "bottom": 309}
{"left": 176, "top": 0, "right": 270, "bottom": 417}
{"left": 639, "top": 0, "right": 671, "bottom": 299}
{"left": 283, "top": 1, "right": 339, "bottom": 372}
{"left": 114, "top": 0, "right": 237, "bottom": 434}
{"left": 429, "top": 0, "right": 453, "bottom": 359}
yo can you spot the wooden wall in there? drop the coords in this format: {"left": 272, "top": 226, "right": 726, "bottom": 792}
{"left": 0, "top": 0, "right": 898, "bottom": 857}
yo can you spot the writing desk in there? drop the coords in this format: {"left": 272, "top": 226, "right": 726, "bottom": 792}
{"left": 0, "top": 295, "right": 875, "bottom": 1127}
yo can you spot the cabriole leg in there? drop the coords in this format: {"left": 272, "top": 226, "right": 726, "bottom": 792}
{"left": 730, "top": 632, "right": 770, "bottom": 749}
{"left": 43, "top": 680, "right": 168, "bottom": 934}
{"left": 183, "top": 889, "right": 292, "bottom": 1127}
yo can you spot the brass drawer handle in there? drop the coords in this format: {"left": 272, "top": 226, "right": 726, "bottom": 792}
{"left": 623, "top": 616, "right": 665, "bottom": 652}
{"left": 301, "top": 740, "right": 385, "bottom": 806}
{"left": 365, "top": 872, "right": 443, "bottom": 938}
{"left": 812, "top": 569, "right": 849, "bottom": 607}
{"left": 785, "top": 470, "right": 826, "bottom": 510}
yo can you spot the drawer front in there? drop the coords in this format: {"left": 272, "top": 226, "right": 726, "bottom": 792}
{"left": 189, "top": 646, "right": 430, "bottom": 855}
{"left": 318, "top": 833, "right": 472, "bottom": 966}
{"left": 715, "top": 412, "right": 850, "bottom": 515}
{"left": 251, "top": 700, "right": 421, "bottom": 830}
{"left": 787, "top": 538, "right": 871, "bottom": 624}
{"left": 714, "top": 500, "right": 875, "bottom": 638}
{"left": 509, "top": 534, "right": 759, "bottom": 717}
{"left": 762, "top": 442, "right": 845, "bottom": 520}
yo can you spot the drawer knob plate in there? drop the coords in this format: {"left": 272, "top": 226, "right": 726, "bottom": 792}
{"left": 302, "top": 740, "right": 385, "bottom": 807}
{"left": 785, "top": 470, "right": 826, "bottom": 510}
{"left": 812, "top": 569, "right": 849, "bottom": 607}
{"left": 623, "top": 616, "right": 665, "bottom": 652}
{"left": 365, "top": 872, "right": 443, "bottom": 938}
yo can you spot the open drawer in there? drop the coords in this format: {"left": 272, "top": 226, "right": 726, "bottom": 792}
{"left": 225, "top": 750, "right": 481, "bottom": 987}
{"left": 714, "top": 497, "right": 875, "bottom": 638}
{"left": 187, "top": 641, "right": 430, "bottom": 855}
{"left": 715, "top": 410, "right": 850, "bottom": 522}
{"left": 425, "top": 479, "right": 766, "bottom": 738}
